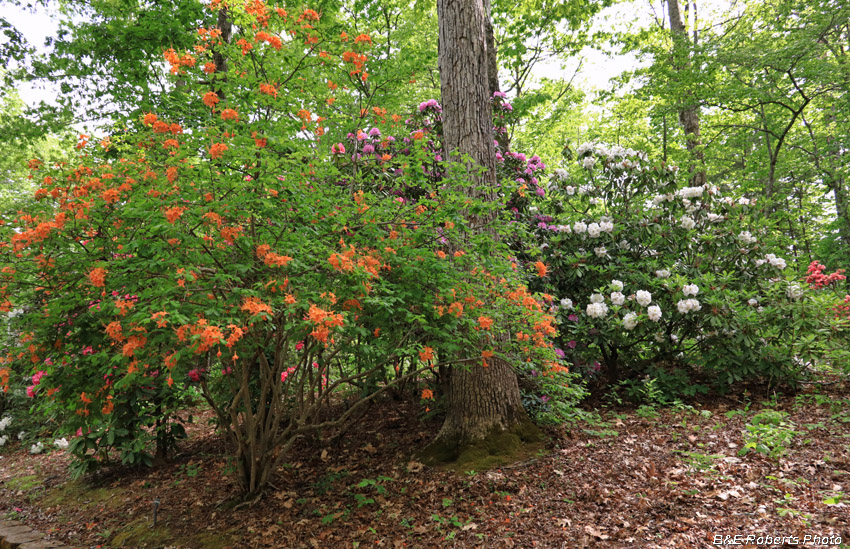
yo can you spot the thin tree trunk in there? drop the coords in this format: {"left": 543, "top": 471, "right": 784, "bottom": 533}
{"left": 667, "top": 0, "right": 706, "bottom": 186}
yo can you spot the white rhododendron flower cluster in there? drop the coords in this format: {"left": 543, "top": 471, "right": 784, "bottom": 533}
{"left": 54, "top": 438, "right": 69, "bottom": 450}
{"left": 765, "top": 254, "right": 787, "bottom": 270}
{"left": 786, "top": 283, "right": 804, "bottom": 300}
{"left": 636, "top": 290, "right": 652, "bottom": 307}
{"left": 647, "top": 305, "right": 662, "bottom": 321}
{"left": 678, "top": 186, "right": 705, "bottom": 199}
{"left": 677, "top": 299, "right": 702, "bottom": 314}
{"left": 30, "top": 441, "right": 44, "bottom": 454}
{"left": 680, "top": 215, "right": 696, "bottom": 230}
{"left": 611, "top": 292, "right": 625, "bottom": 305}
{"left": 586, "top": 302, "right": 608, "bottom": 318}
{"left": 682, "top": 284, "right": 699, "bottom": 296}
{"left": 623, "top": 312, "right": 638, "bottom": 330}
{"left": 739, "top": 231, "right": 757, "bottom": 245}
{"left": 655, "top": 269, "right": 670, "bottom": 278}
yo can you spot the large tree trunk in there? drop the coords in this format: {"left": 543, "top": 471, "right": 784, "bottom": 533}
{"left": 424, "top": 0, "right": 539, "bottom": 464}
{"left": 667, "top": 0, "right": 706, "bottom": 187}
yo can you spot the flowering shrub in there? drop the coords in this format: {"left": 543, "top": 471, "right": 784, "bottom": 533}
{"left": 522, "top": 143, "right": 849, "bottom": 393}
{"left": 0, "top": 4, "right": 564, "bottom": 495}
{"left": 327, "top": 92, "right": 585, "bottom": 423}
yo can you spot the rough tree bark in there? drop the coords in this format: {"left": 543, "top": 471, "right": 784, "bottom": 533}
{"left": 423, "top": 0, "right": 539, "bottom": 465}
{"left": 667, "top": 0, "right": 706, "bottom": 187}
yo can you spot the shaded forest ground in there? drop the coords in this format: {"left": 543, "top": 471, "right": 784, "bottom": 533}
{"left": 1, "top": 377, "right": 848, "bottom": 548}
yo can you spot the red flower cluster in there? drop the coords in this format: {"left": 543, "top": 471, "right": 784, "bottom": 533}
{"left": 806, "top": 261, "right": 846, "bottom": 289}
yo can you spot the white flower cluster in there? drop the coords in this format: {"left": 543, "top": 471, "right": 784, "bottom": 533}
{"left": 564, "top": 185, "right": 576, "bottom": 195}
{"left": 739, "top": 231, "right": 757, "bottom": 245}
{"left": 574, "top": 219, "right": 614, "bottom": 237}
{"left": 611, "top": 292, "right": 625, "bottom": 305}
{"left": 611, "top": 280, "right": 624, "bottom": 291}
{"left": 577, "top": 142, "right": 594, "bottom": 156}
{"left": 748, "top": 298, "right": 758, "bottom": 306}
{"left": 594, "top": 246, "right": 608, "bottom": 258}
{"left": 677, "top": 299, "right": 702, "bottom": 314}
{"left": 680, "top": 215, "right": 696, "bottom": 230}
{"left": 706, "top": 213, "right": 724, "bottom": 223}
{"left": 786, "top": 283, "right": 804, "bottom": 300}
{"left": 682, "top": 284, "right": 699, "bottom": 296}
{"left": 552, "top": 168, "right": 569, "bottom": 181}
{"left": 636, "top": 290, "right": 652, "bottom": 307}
{"left": 655, "top": 269, "right": 671, "bottom": 278}
{"left": 0, "top": 416, "right": 11, "bottom": 431}
{"left": 30, "top": 441, "right": 44, "bottom": 454}
{"left": 648, "top": 305, "right": 662, "bottom": 321}
{"left": 764, "top": 254, "right": 787, "bottom": 270}
{"left": 652, "top": 193, "right": 676, "bottom": 205}
{"left": 583, "top": 156, "right": 597, "bottom": 169}
{"left": 560, "top": 298, "right": 573, "bottom": 309}
{"left": 586, "top": 302, "right": 609, "bottom": 318}
{"left": 54, "top": 438, "right": 69, "bottom": 450}
{"left": 623, "top": 312, "right": 638, "bottom": 330}
{"left": 678, "top": 186, "right": 705, "bottom": 199}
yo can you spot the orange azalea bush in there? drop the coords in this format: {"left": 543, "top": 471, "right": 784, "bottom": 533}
{"left": 0, "top": 2, "right": 563, "bottom": 496}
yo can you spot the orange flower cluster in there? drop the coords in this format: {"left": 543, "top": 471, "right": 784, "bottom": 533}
{"left": 10, "top": 212, "right": 67, "bottom": 251}
{"left": 203, "top": 91, "right": 220, "bottom": 109}
{"left": 209, "top": 143, "right": 228, "bottom": 159}
{"left": 151, "top": 311, "right": 169, "bottom": 328}
{"left": 105, "top": 321, "right": 123, "bottom": 341}
{"left": 236, "top": 38, "right": 253, "bottom": 55}
{"left": 241, "top": 296, "right": 273, "bottom": 318}
{"left": 88, "top": 267, "right": 107, "bottom": 287}
{"left": 534, "top": 261, "right": 547, "bottom": 277}
{"left": 163, "top": 48, "right": 196, "bottom": 73}
{"left": 306, "top": 304, "right": 344, "bottom": 344}
{"left": 259, "top": 83, "right": 278, "bottom": 98}
{"left": 220, "top": 225, "right": 243, "bottom": 244}
{"left": 197, "top": 324, "right": 224, "bottom": 353}
{"left": 341, "top": 51, "right": 368, "bottom": 76}
{"left": 220, "top": 108, "right": 238, "bottom": 121}
{"left": 419, "top": 346, "right": 434, "bottom": 362}
{"left": 115, "top": 300, "right": 135, "bottom": 316}
{"left": 203, "top": 211, "right": 222, "bottom": 227}
{"left": 255, "top": 31, "right": 282, "bottom": 49}
{"left": 122, "top": 334, "right": 147, "bottom": 357}
{"left": 225, "top": 324, "right": 244, "bottom": 347}
{"left": 298, "top": 8, "right": 320, "bottom": 22}
{"left": 165, "top": 206, "right": 187, "bottom": 224}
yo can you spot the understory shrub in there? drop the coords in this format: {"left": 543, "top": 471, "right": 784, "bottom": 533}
{"left": 519, "top": 143, "right": 849, "bottom": 393}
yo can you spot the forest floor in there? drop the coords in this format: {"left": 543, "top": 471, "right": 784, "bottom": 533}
{"left": 1, "top": 377, "right": 849, "bottom": 548}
